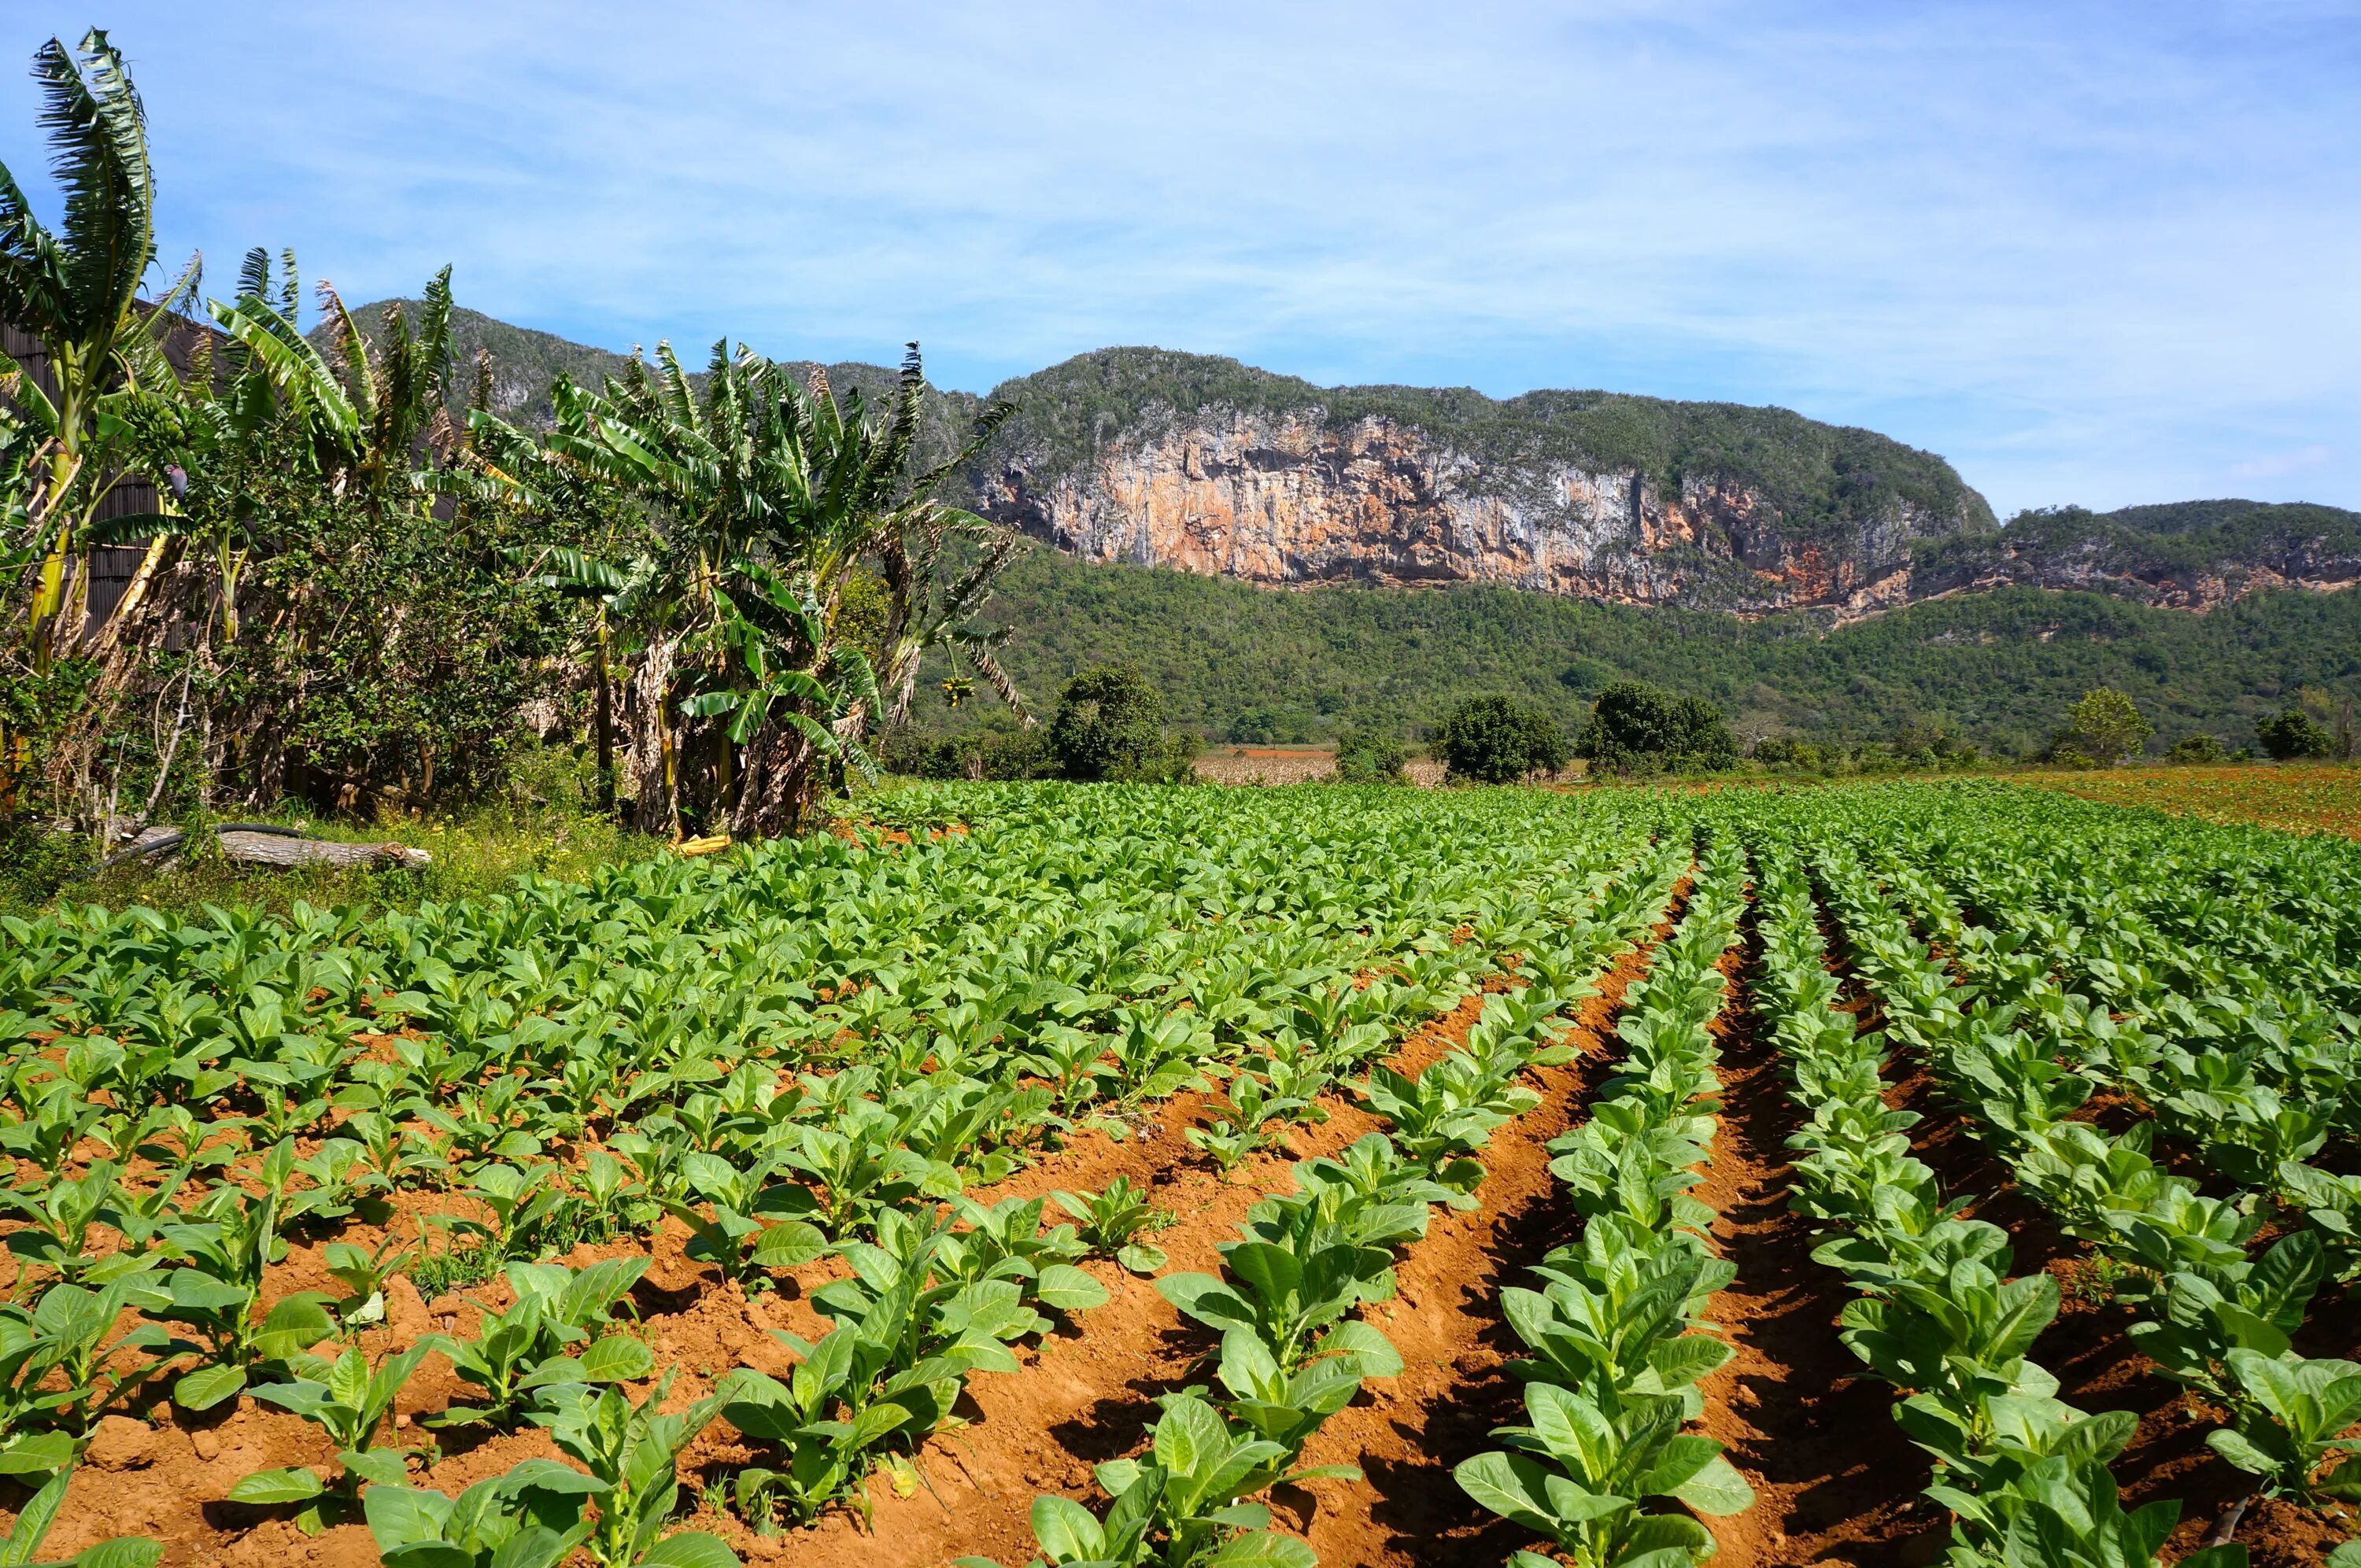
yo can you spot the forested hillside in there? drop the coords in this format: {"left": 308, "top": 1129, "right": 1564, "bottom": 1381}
{"left": 917, "top": 546, "right": 2361, "bottom": 754}
{"left": 1912, "top": 498, "right": 2361, "bottom": 607}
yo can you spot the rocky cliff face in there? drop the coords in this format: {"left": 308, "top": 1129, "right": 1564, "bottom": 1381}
{"left": 976, "top": 404, "right": 1980, "bottom": 614}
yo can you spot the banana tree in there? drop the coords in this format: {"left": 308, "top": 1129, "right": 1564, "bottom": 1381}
{"left": 0, "top": 29, "right": 193, "bottom": 670}
{"left": 464, "top": 339, "right": 1028, "bottom": 837}
{"left": 83, "top": 249, "right": 327, "bottom": 651}
{"left": 510, "top": 546, "right": 645, "bottom": 816}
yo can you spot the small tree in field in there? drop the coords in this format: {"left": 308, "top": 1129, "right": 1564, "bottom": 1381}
{"left": 1433, "top": 695, "right": 1567, "bottom": 784}
{"left": 1048, "top": 664, "right": 1192, "bottom": 782}
{"left": 2053, "top": 688, "right": 2151, "bottom": 765}
{"left": 1576, "top": 681, "right": 1738, "bottom": 774}
{"left": 2256, "top": 707, "right": 2334, "bottom": 762}
{"left": 1332, "top": 725, "right": 1408, "bottom": 784}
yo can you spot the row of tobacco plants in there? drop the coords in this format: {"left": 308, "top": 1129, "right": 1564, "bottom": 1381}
{"left": 0, "top": 786, "right": 1651, "bottom": 1563}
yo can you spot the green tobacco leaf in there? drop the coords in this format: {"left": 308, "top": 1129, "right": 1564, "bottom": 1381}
{"left": 174, "top": 1363, "right": 248, "bottom": 1411}
{"left": 1668, "top": 1451, "right": 1754, "bottom": 1516}
{"left": 254, "top": 1293, "right": 338, "bottom": 1360}
{"left": 0, "top": 1433, "right": 77, "bottom": 1475}
{"left": 1034, "top": 1264, "right": 1109, "bottom": 1313}
{"left": 1645, "top": 1334, "right": 1733, "bottom": 1391}
{"left": 1200, "top": 1533, "right": 1317, "bottom": 1568}
{"left": 1453, "top": 1452, "right": 1561, "bottom": 1534}
{"left": 340, "top": 1446, "right": 410, "bottom": 1487}
{"left": 2204, "top": 1429, "right": 2277, "bottom": 1477}
{"left": 1028, "top": 1495, "right": 1104, "bottom": 1560}
{"left": 579, "top": 1335, "right": 656, "bottom": 1382}
{"left": 228, "top": 1466, "right": 326, "bottom": 1504}
{"left": 65, "top": 1540, "right": 165, "bottom": 1568}
{"left": 748, "top": 1222, "right": 824, "bottom": 1270}
{"left": 636, "top": 1531, "right": 740, "bottom": 1568}
{"left": 501, "top": 1458, "right": 608, "bottom": 1496}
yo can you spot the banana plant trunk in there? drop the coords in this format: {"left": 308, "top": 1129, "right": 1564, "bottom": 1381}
{"left": 87, "top": 533, "right": 175, "bottom": 661}
{"left": 26, "top": 448, "right": 83, "bottom": 671}
{"left": 624, "top": 637, "right": 677, "bottom": 836}
{"left": 593, "top": 607, "right": 615, "bottom": 815}
{"left": 728, "top": 711, "right": 849, "bottom": 839}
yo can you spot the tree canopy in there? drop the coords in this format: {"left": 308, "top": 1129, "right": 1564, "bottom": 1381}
{"left": 1434, "top": 695, "right": 1567, "bottom": 784}
{"left": 1575, "top": 681, "right": 1737, "bottom": 773}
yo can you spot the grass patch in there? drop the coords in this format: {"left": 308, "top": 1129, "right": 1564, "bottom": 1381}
{"left": 2, "top": 799, "right": 667, "bottom": 922}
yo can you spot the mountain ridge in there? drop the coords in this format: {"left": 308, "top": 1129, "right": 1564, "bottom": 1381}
{"left": 344, "top": 301, "right": 2358, "bottom": 618}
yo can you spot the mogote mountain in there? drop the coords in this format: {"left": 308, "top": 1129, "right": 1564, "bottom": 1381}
{"left": 966, "top": 349, "right": 2358, "bottom": 616}
{"left": 967, "top": 348, "right": 1991, "bottom": 615}
{"left": 378, "top": 308, "right": 2361, "bottom": 618}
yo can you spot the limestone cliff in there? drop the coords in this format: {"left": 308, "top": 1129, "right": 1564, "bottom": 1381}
{"left": 970, "top": 349, "right": 1995, "bottom": 614}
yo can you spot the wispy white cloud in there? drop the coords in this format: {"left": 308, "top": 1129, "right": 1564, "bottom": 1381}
{"left": 1, "top": 0, "right": 2355, "bottom": 517}
{"left": 2233, "top": 444, "right": 2339, "bottom": 480}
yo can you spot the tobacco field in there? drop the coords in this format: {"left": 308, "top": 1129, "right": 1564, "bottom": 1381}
{"left": 0, "top": 780, "right": 2357, "bottom": 1568}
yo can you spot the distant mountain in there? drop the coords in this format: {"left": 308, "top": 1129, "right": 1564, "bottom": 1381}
{"left": 335, "top": 301, "right": 2359, "bottom": 622}
{"left": 1912, "top": 499, "right": 2361, "bottom": 610}
{"left": 963, "top": 347, "right": 1997, "bottom": 614}
{"left": 942, "top": 544, "right": 2361, "bottom": 752}
{"left": 323, "top": 303, "right": 981, "bottom": 460}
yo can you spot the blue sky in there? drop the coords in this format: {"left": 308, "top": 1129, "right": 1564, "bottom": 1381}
{"left": 4, "top": 2, "right": 2356, "bottom": 518}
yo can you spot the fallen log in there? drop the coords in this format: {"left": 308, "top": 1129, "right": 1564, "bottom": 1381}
{"left": 216, "top": 830, "right": 431, "bottom": 870}
{"left": 87, "top": 823, "right": 432, "bottom": 876}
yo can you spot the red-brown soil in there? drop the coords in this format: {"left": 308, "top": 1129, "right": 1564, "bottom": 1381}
{"left": 29, "top": 972, "right": 1535, "bottom": 1567}
{"left": 1276, "top": 939, "right": 1663, "bottom": 1566}
{"left": 28, "top": 872, "right": 2358, "bottom": 1568}
{"left": 1693, "top": 932, "right": 1938, "bottom": 1566}
{"left": 696, "top": 978, "right": 1543, "bottom": 1568}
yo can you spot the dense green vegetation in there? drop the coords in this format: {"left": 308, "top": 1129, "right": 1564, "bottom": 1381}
{"left": 1430, "top": 694, "right": 1568, "bottom": 783}
{"left": 914, "top": 545, "right": 2361, "bottom": 754}
{"left": 0, "top": 34, "right": 1020, "bottom": 854}
{"left": 1919, "top": 497, "right": 2361, "bottom": 587}
{"left": 6, "top": 780, "right": 2359, "bottom": 1563}
{"left": 1574, "top": 680, "right": 1738, "bottom": 773}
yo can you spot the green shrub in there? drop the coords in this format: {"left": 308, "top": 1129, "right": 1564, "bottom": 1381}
{"left": 1433, "top": 695, "right": 1568, "bottom": 784}
{"left": 2167, "top": 733, "right": 2226, "bottom": 764}
{"left": 1047, "top": 665, "right": 1192, "bottom": 782}
{"left": 1751, "top": 736, "right": 1824, "bottom": 772}
{"left": 1332, "top": 726, "right": 1409, "bottom": 784}
{"left": 1575, "top": 681, "right": 1736, "bottom": 773}
{"left": 885, "top": 723, "right": 1059, "bottom": 781}
{"left": 2256, "top": 707, "right": 2335, "bottom": 761}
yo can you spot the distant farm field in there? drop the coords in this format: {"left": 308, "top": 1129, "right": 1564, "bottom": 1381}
{"left": 2, "top": 780, "right": 2355, "bottom": 1568}
{"left": 2028, "top": 762, "right": 2361, "bottom": 839}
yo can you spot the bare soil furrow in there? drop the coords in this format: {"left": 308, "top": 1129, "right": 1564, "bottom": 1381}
{"left": 1693, "top": 924, "right": 1934, "bottom": 1567}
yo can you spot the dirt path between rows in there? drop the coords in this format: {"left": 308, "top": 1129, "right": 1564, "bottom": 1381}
{"left": 1279, "top": 935, "right": 1668, "bottom": 1567}
{"left": 1692, "top": 923, "right": 1934, "bottom": 1566}
{"left": 716, "top": 979, "right": 1527, "bottom": 1568}
{"left": 764, "top": 887, "right": 1690, "bottom": 1568}
{"left": 35, "top": 982, "right": 1491, "bottom": 1568}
